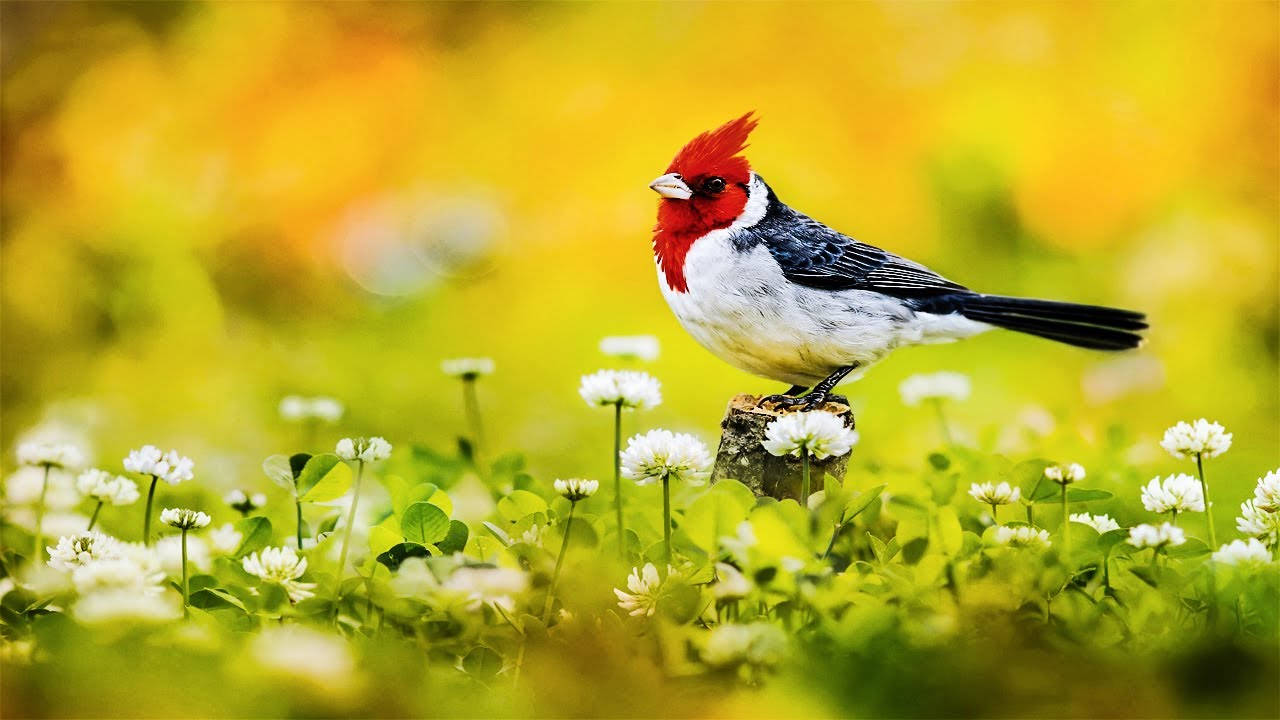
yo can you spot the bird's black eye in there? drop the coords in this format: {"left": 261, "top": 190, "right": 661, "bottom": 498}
{"left": 701, "top": 177, "right": 726, "bottom": 194}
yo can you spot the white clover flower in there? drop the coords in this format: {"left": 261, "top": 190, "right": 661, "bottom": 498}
{"left": 1212, "top": 538, "right": 1272, "bottom": 568}
{"left": 1160, "top": 419, "right": 1232, "bottom": 460}
{"left": 1236, "top": 500, "right": 1279, "bottom": 546}
{"left": 279, "top": 395, "right": 344, "bottom": 423}
{"left": 443, "top": 566, "right": 528, "bottom": 612}
{"left": 47, "top": 531, "right": 123, "bottom": 571}
{"left": 1252, "top": 469, "right": 1280, "bottom": 513}
{"left": 599, "top": 335, "right": 660, "bottom": 362}
{"left": 71, "top": 557, "right": 165, "bottom": 595}
{"left": 5, "top": 466, "right": 79, "bottom": 509}
{"left": 73, "top": 590, "right": 181, "bottom": 625}
{"left": 614, "top": 562, "right": 665, "bottom": 617}
{"left": 1070, "top": 513, "right": 1121, "bottom": 533}
{"left": 225, "top": 489, "right": 267, "bottom": 513}
{"left": 898, "top": 372, "right": 971, "bottom": 407}
{"left": 208, "top": 523, "right": 243, "bottom": 555}
{"left": 994, "top": 525, "right": 1051, "bottom": 549}
{"left": 17, "top": 442, "right": 83, "bottom": 470}
{"left": 75, "top": 469, "right": 139, "bottom": 506}
{"left": 620, "top": 430, "right": 713, "bottom": 486}
{"left": 441, "top": 357, "right": 495, "bottom": 379}
{"left": 1044, "top": 463, "right": 1086, "bottom": 485}
{"left": 249, "top": 626, "right": 357, "bottom": 694}
{"left": 242, "top": 546, "right": 316, "bottom": 603}
{"left": 123, "top": 445, "right": 194, "bottom": 485}
{"left": 968, "top": 481, "right": 1021, "bottom": 506}
{"left": 712, "top": 562, "right": 752, "bottom": 600}
{"left": 1128, "top": 522, "right": 1186, "bottom": 549}
{"left": 578, "top": 369, "right": 662, "bottom": 410}
{"left": 553, "top": 478, "right": 600, "bottom": 502}
{"left": 1140, "top": 474, "right": 1205, "bottom": 514}
{"left": 335, "top": 436, "right": 392, "bottom": 463}
{"left": 160, "top": 507, "right": 212, "bottom": 530}
{"left": 761, "top": 412, "right": 858, "bottom": 460}
{"left": 701, "top": 623, "right": 789, "bottom": 668}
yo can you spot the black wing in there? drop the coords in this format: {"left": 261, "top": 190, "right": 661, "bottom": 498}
{"left": 748, "top": 185, "right": 969, "bottom": 299}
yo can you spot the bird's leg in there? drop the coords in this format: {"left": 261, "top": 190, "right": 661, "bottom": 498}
{"left": 759, "top": 385, "right": 809, "bottom": 407}
{"left": 790, "top": 365, "right": 858, "bottom": 410}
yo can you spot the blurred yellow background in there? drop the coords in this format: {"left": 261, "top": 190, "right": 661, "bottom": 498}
{"left": 2, "top": 1, "right": 1277, "bottom": 521}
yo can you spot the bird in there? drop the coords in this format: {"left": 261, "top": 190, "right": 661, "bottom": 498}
{"left": 648, "top": 113, "right": 1147, "bottom": 410}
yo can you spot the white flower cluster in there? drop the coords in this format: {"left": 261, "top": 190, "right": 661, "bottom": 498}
{"left": 278, "top": 395, "right": 344, "bottom": 423}
{"left": 443, "top": 566, "right": 528, "bottom": 613}
{"left": 1128, "top": 522, "right": 1186, "bottom": 549}
{"left": 578, "top": 369, "right": 662, "bottom": 410}
{"left": 249, "top": 626, "right": 356, "bottom": 693}
{"left": 1140, "top": 474, "right": 1204, "bottom": 514}
{"left": 441, "top": 357, "right": 495, "bottom": 378}
{"left": 335, "top": 436, "right": 392, "bottom": 463}
{"left": 1236, "top": 500, "right": 1279, "bottom": 546}
{"left": 599, "top": 335, "right": 660, "bottom": 362}
{"left": 242, "top": 546, "right": 316, "bottom": 603}
{"left": 1044, "top": 463, "right": 1086, "bottom": 485}
{"left": 1252, "top": 469, "right": 1280, "bottom": 512}
{"left": 160, "top": 507, "right": 212, "bottom": 530}
{"left": 1160, "top": 419, "right": 1232, "bottom": 460}
{"left": 47, "top": 531, "right": 123, "bottom": 571}
{"left": 225, "top": 489, "right": 267, "bottom": 513}
{"left": 994, "top": 525, "right": 1051, "bottom": 549}
{"left": 898, "top": 372, "right": 970, "bottom": 407}
{"left": 700, "top": 622, "right": 789, "bottom": 668}
{"left": 17, "top": 442, "right": 83, "bottom": 470}
{"left": 1212, "top": 538, "right": 1271, "bottom": 568}
{"left": 71, "top": 557, "right": 165, "bottom": 596}
{"left": 75, "top": 469, "right": 139, "bottom": 506}
{"left": 614, "top": 563, "right": 666, "bottom": 617}
{"left": 968, "top": 481, "right": 1020, "bottom": 506}
{"left": 620, "top": 430, "right": 713, "bottom": 486}
{"left": 553, "top": 478, "right": 599, "bottom": 502}
{"left": 761, "top": 412, "right": 858, "bottom": 460}
{"left": 1070, "top": 513, "right": 1121, "bottom": 533}
{"left": 209, "top": 523, "right": 243, "bottom": 555}
{"left": 123, "top": 445, "right": 194, "bottom": 485}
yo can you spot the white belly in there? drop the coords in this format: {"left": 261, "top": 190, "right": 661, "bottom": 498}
{"left": 659, "top": 236, "right": 988, "bottom": 387}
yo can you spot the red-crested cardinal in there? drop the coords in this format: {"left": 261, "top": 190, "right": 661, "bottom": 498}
{"left": 649, "top": 113, "right": 1147, "bottom": 409}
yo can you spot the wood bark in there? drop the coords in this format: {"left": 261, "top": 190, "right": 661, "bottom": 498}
{"left": 709, "top": 394, "right": 855, "bottom": 501}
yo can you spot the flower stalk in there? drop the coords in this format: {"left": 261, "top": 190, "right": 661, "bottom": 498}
{"left": 613, "top": 401, "right": 625, "bottom": 558}
{"left": 33, "top": 465, "right": 50, "bottom": 557}
{"left": 541, "top": 501, "right": 578, "bottom": 622}
{"left": 1195, "top": 452, "right": 1217, "bottom": 548}
{"left": 662, "top": 476, "right": 672, "bottom": 566}
{"left": 295, "top": 498, "right": 304, "bottom": 550}
{"left": 142, "top": 476, "right": 159, "bottom": 547}
{"left": 86, "top": 500, "right": 103, "bottom": 531}
{"left": 180, "top": 527, "right": 190, "bottom": 618}
{"left": 336, "top": 459, "right": 365, "bottom": 576}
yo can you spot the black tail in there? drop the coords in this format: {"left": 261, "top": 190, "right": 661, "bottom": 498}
{"left": 955, "top": 294, "right": 1147, "bottom": 351}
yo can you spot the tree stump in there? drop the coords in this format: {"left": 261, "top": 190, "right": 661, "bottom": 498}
{"left": 709, "top": 394, "right": 855, "bottom": 501}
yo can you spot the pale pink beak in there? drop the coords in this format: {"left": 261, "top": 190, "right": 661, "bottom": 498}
{"left": 649, "top": 173, "right": 692, "bottom": 200}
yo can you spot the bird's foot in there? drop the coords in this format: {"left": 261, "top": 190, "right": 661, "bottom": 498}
{"left": 759, "top": 391, "right": 830, "bottom": 412}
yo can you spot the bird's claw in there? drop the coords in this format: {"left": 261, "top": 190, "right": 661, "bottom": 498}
{"left": 759, "top": 391, "right": 829, "bottom": 412}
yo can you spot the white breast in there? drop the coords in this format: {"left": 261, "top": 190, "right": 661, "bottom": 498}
{"left": 657, "top": 175, "right": 989, "bottom": 387}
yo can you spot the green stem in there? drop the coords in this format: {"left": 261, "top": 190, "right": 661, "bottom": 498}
{"left": 1060, "top": 482, "right": 1070, "bottom": 556}
{"left": 336, "top": 460, "right": 365, "bottom": 576}
{"left": 1195, "top": 453, "right": 1217, "bottom": 548}
{"left": 932, "top": 398, "right": 953, "bottom": 445}
{"left": 463, "top": 377, "right": 486, "bottom": 475}
{"left": 822, "top": 522, "right": 844, "bottom": 560}
{"left": 1169, "top": 509, "right": 1178, "bottom": 527}
{"left": 295, "top": 499, "right": 304, "bottom": 550}
{"left": 1025, "top": 502, "right": 1034, "bottom": 525}
{"left": 662, "top": 476, "right": 672, "bottom": 567}
{"left": 181, "top": 528, "right": 190, "bottom": 619}
{"left": 613, "top": 401, "right": 625, "bottom": 559}
{"left": 86, "top": 501, "right": 103, "bottom": 531}
{"left": 801, "top": 452, "right": 811, "bottom": 508}
{"left": 542, "top": 501, "right": 577, "bottom": 622}
{"left": 990, "top": 503, "right": 998, "bottom": 524}
{"left": 143, "top": 476, "right": 159, "bottom": 547}
{"left": 33, "top": 466, "right": 50, "bottom": 557}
